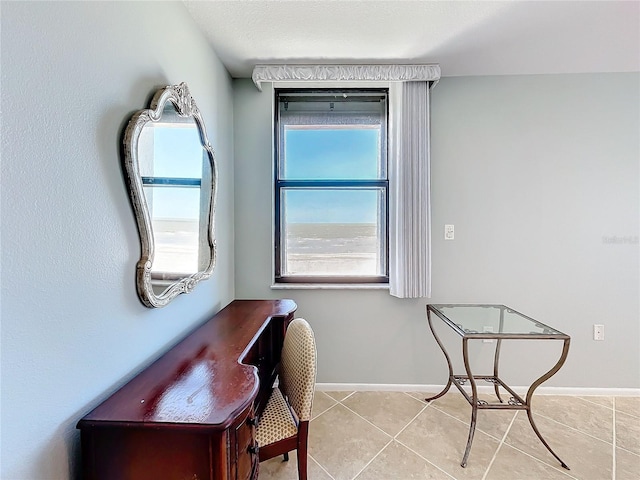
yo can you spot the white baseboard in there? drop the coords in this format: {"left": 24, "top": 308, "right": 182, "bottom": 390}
{"left": 315, "top": 383, "right": 640, "bottom": 397}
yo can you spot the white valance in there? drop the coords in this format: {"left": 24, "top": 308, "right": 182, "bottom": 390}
{"left": 252, "top": 64, "right": 440, "bottom": 91}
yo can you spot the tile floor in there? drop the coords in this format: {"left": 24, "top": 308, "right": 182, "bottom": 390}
{"left": 259, "top": 391, "right": 640, "bottom": 480}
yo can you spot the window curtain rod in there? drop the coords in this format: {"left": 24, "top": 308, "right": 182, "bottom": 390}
{"left": 252, "top": 64, "right": 441, "bottom": 91}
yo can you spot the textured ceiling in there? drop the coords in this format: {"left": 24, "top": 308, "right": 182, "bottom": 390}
{"left": 183, "top": 0, "right": 640, "bottom": 79}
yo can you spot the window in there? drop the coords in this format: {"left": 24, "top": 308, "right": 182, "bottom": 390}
{"left": 274, "top": 89, "right": 389, "bottom": 284}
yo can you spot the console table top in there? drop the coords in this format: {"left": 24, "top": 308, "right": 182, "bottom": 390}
{"left": 77, "top": 299, "right": 297, "bottom": 430}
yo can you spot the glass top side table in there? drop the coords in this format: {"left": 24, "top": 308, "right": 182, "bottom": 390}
{"left": 426, "top": 304, "right": 571, "bottom": 470}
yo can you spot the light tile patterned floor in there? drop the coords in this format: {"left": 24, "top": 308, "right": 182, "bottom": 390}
{"left": 259, "top": 391, "right": 640, "bottom": 480}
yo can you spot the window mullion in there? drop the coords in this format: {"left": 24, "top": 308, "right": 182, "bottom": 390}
{"left": 277, "top": 179, "right": 386, "bottom": 189}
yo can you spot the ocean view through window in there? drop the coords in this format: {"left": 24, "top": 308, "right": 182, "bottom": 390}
{"left": 275, "top": 89, "right": 389, "bottom": 284}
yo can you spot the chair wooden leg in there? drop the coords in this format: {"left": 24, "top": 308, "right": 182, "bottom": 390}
{"left": 296, "top": 422, "right": 309, "bottom": 480}
{"left": 283, "top": 452, "right": 289, "bottom": 462}
{"left": 296, "top": 448, "right": 307, "bottom": 480}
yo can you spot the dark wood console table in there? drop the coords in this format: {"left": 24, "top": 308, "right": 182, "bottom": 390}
{"left": 77, "top": 299, "right": 297, "bottom": 480}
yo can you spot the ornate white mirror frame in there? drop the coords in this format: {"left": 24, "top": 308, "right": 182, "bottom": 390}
{"left": 122, "top": 83, "right": 217, "bottom": 308}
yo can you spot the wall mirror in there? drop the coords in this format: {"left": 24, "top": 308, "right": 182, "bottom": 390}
{"left": 123, "top": 83, "right": 217, "bottom": 308}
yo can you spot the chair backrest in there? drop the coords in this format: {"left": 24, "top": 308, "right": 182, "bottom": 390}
{"left": 280, "top": 318, "right": 317, "bottom": 422}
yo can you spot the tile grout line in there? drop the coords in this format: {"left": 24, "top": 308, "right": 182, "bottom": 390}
{"left": 480, "top": 409, "right": 518, "bottom": 480}
{"left": 338, "top": 391, "right": 356, "bottom": 402}
{"left": 581, "top": 396, "right": 640, "bottom": 420}
{"left": 393, "top": 402, "right": 431, "bottom": 439}
{"left": 580, "top": 396, "right": 615, "bottom": 411}
{"left": 494, "top": 407, "right": 582, "bottom": 480}
{"left": 533, "top": 410, "right": 615, "bottom": 446}
{"left": 427, "top": 400, "right": 578, "bottom": 479}
{"left": 311, "top": 392, "right": 353, "bottom": 480}
{"left": 612, "top": 396, "right": 616, "bottom": 480}
{"left": 345, "top": 392, "right": 437, "bottom": 480}
{"left": 311, "top": 401, "right": 339, "bottom": 421}
{"left": 339, "top": 402, "right": 396, "bottom": 439}
{"left": 308, "top": 453, "right": 337, "bottom": 480}
{"left": 341, "top": 395, "right": 438, "bottom": 479}
{"left": 331, "top": 398, "right": 395, "bottom": 480}
{"left": 428, "top": 393, "right": 622, "bottom": 446}
{"left": 614, "top": 409, "right": 640, "bottom": 420}
{"left": 427, "top": 401, "right": 511, "bottom": 443}
{"left": 391, "top": 402, "right": 458, "bottom": 480}
{"left": 313, "top": 392, "right": 338, "bottom": 414}
{"left": 427, "top": 394, "right": 517, "bottom": 442}
{"left": 401, "top": 390, "right": 431, "bottom": 405}
{"left": 393, "top": 437, "right": 457, "bottom": 480}
{"left": 492, "top": 413, "right": 580, "bottom": 480}
{"left": 615, "top": 445, "right": 640, "bottom": 457}
{"left": 430, "top": 402, "right": 580, "bottom": 480}
{"left": 308, "top": 394, "right": 342, "bottom": 478}
{"left": 577, "top": 395, "right": 640, "bottom": 421}
{"left": 310, "top": 393, "right": 357, "bottom": 479}
{"left": 348, "top": 438, "right": 395, "bottom": 480}
{"left": 315, "top": 391, "right": 399, "bottom": 480}
{"left": 305, "top": 392, "right": 637, "bottom": 480}
{"left": 498, "top": 432, "right": 580, "bottom": 480}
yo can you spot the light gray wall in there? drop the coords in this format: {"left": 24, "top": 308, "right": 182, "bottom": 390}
{"left": 1, "top": 2, "right": 234, "bottom": 479}
{"left": 233, "top": 74, "right": 639, "bottom": 390}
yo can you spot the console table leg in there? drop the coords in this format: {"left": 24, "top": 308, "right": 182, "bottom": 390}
{"left": 425, "top": 309, "right": 453, "bottom": 402}
{"left": 524, "top": 338, "right": 571, "bottom": 470}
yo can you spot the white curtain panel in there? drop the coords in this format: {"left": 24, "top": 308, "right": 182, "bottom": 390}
{"left": 389, "top": 81, "right": 432, "bottom": 298}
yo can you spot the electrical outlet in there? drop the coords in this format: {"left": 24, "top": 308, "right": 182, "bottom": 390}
{"left": 445, "top": 224, "right": 455, "bottom": 240}
{"left": 593, "top": 324, "right": 605, "bottom": 341}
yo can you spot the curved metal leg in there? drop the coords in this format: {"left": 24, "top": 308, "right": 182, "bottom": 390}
{"left": 524, "top": 338, "right": 571, "bottom": 470}
{"left": 424, "top": 308, "right": 453, "bottom": 402}
{"left": 493, "top": 308, "right": 505, "bottom": 403}
{"left": 460, "top": 338, "right": 478, "bottom": 468}
{"left": 493, "top": 338, "right": 504, "bottom": 403}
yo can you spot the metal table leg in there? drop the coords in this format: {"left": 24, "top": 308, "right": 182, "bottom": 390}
{"left": 492, "top": 338, "right": 504, "bottom": 402}
{"left": 424, "top": 308, "right": 453, "bottom": 402}
{"left": 461, "top": 337, "right": 478, "bottom": 468}
{"left": 492, "top": 308, "right": 505, "bottom": 403}
{"left": 524, "top": 338, "right": 571, "bottom": 470}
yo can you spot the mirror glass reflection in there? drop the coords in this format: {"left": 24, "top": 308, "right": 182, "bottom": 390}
{"left": 139, "top": 106, "right": 212, "bottom": 279}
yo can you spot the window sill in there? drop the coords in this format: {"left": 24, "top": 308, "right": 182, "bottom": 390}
{"left": 270, "top": 283, "right": 389, "bottom": 290}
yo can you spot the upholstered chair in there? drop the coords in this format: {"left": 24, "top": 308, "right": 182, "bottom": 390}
{"left": 256, "top": 318, "right": 317, "bottom": 480}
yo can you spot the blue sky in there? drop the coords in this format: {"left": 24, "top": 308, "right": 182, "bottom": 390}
{"left": 283, "top": 128, "right": 380, "bottom": 180}
{"left": 153, "top": 126, "right": 203, "bottom": 179}
{"left": 148, "top": 126, "right": 204, "bottom": 220}
{"left": 146, "top": 126, "right": 384, "bottom": 224}
{"left": 283, "top": 127, "right": 383, "bottom": 224}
